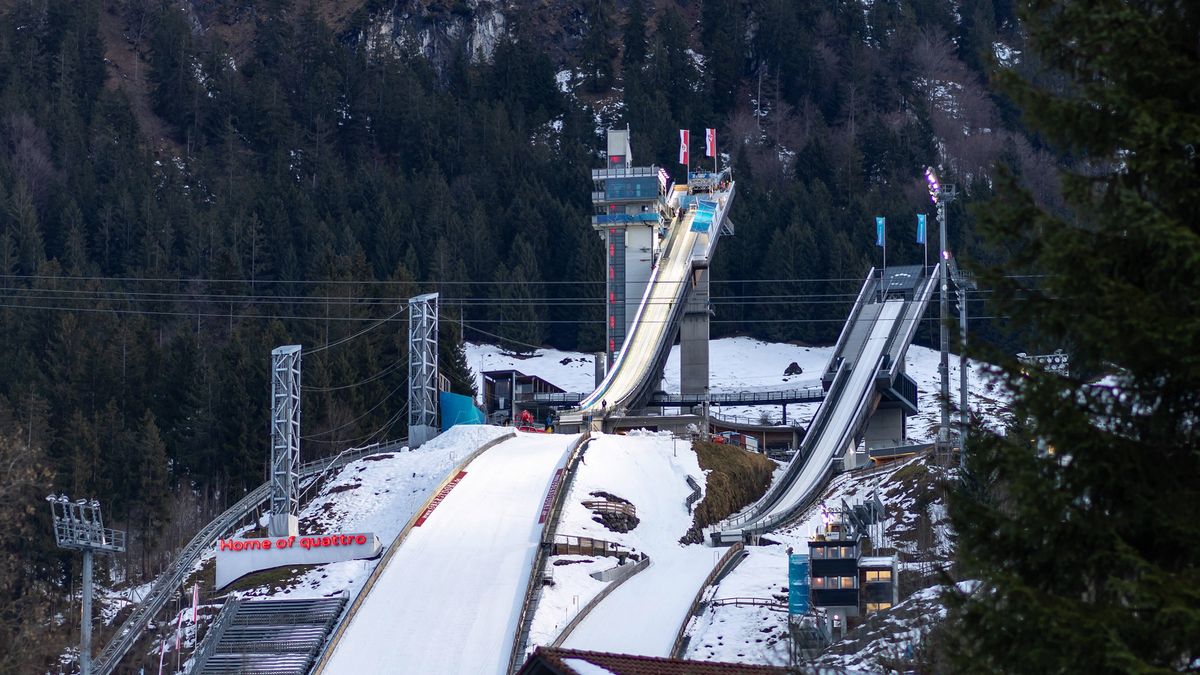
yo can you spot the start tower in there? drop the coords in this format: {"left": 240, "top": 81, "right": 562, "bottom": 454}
{"left": 591, "top": 128, "right": 673, "bottom": 369}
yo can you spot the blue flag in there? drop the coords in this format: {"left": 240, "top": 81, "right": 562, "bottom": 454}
{"left": 876, "top": 216, "right": 885, "bottom": 247}
{"left": 917, "top": 213, "right": 927, "bottom": 244}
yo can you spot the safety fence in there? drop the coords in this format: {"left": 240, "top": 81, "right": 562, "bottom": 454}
{"left": 310, "top": 431, "right": 516, "bottom": 673}
{"left": 94, "top": 438, "right": 408, "bottom": 675}
{"left": 506, "top": 432, "right": 592, "bottom": 674}
{"left": 669, "top": 543, "right": 748, "bottom": 658}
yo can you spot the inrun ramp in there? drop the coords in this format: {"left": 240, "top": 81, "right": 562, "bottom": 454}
{"left": 717, "top": 267, "right": 936, "bottom": 539}
{"left": 576, "top": 184, "right": 733, "bottom": 418}
{"left": 318, "top": 432, "right": 577, "bottom": 675}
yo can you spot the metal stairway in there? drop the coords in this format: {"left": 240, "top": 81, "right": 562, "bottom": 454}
{"left": 192, "top": 596, "right": 348, "bottom": 675}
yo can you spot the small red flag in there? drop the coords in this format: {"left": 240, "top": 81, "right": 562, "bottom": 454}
{"left": 678, "top": 129, "right": 690, "bottom": 165}
{"left": 705, "top": 128, "right": 716, "bottom": 157}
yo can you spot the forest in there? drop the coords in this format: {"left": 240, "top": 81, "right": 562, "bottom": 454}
{"left": 0, "top": 0, "right": 1042, "bottom": 668}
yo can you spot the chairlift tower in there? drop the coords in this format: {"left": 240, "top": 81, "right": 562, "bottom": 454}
{"left": 47, "top": 495, "right": 126, "bottom": 675}
{"left": 409, "top": 293, "right": 439, "bottom": 448}
{"left": 269, "top": 345, "right": 302, "bottom": 538}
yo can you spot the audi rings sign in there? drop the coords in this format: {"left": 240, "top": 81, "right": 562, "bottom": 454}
{"left": 215, "top": 532, "right": 382, "bottom": 588}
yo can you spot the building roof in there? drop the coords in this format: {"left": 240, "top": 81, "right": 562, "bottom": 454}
{"left": 481, "top": 369, "right": 567, "bottom": 393}
{"left": 517, "top": 647, "right": 790, "bottom": 675}
{"left": 859, "top": 556, "right": 896, "bottom": 568}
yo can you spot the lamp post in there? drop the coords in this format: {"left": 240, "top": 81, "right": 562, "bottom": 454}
{"left": 925, "top": 168, "right": 957, "bottom": 452}
{"left": 47, "top": 494, "right": 126, "bottom": 675}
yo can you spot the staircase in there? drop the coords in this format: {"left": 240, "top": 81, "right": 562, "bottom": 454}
{"left": 192, "top": 596, "right": 348, "bottom": 674}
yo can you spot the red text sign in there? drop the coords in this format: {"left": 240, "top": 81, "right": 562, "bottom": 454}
{"left": 218, "top": 534, "right": 368, "bottom": 553}
{"left": 414, "top": 471, "right": 467, "bottom": 527}
{"left": 539, "top": 468, "right": 565, "bottom": 524}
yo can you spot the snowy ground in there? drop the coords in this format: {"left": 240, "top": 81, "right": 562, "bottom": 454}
{"left": 467, "top": 338, "right": 1008, "bottom": 439}
{"left": 322, "top": 431, "right": 576, "bottom": 675}
{"left": 525, "top": 431, "right": 716, "bottom": 657}
{"left": 159, "top": 425, "right": 510, "bottom": 670}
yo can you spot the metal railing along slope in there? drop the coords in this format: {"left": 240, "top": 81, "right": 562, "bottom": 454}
{"left": 93, "top": 438, "right": 408, "bottom": 675}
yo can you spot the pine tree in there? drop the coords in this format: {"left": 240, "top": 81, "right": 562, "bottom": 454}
{"left": 581, "top": 0, "right": 617, "bottom": 93}
{"left": 946, "top": 0, "right": 1200, "bottom": 671}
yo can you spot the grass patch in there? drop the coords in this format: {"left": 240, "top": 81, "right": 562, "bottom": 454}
{"left": 681, "top": 440, "right": 776, "bottom": 543}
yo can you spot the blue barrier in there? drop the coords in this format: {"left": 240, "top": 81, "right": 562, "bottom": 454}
{"left": 439, "top": 391, "right": 485, "bottom": 431}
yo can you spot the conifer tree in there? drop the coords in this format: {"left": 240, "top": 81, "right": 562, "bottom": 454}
{"left": 946, "top": 0, "right": 1200, "bottom": 671}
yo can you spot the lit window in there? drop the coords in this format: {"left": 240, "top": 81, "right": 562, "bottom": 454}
{"left": 866, "top": 570, "right": 892, "bottom": 582}
{"left": 841, "top": 546, "right": 855, "bottom": 558}
{"left": 826, "top": 547, "right": 839, "bottom": 559}
{"left": 866, "top": 602, "right": 893, "bottom": 613}
{"left": 842, "top": 576, "right": 856, "bottom": 589}
{"left": 811, "top": 547, "right": 824, "bottom": 559}
{"left": 812, "top": 577, "right": 825, "bottom": 589}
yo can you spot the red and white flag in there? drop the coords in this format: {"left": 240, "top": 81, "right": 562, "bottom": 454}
{"left": 175, "top": 609, "right": 182, "bottom": 651}
{"left": 705, "top": 128, "right": 716, "bottom": 157}
{"left": 192, "top": 583, "right": 199, "bottom": 623}
{"left": 678, "top": 129, "right": 690, "bottom": 166}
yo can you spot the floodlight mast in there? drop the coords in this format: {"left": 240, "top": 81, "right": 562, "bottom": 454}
{"left": 47, "top": 494, "right": 125, "bottom": 675}
{"left": 926, "top": 168, "right": 958, "bottom": 453}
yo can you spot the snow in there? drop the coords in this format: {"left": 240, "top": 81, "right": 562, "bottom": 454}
{"left": 563, "top": 659, "right": 618, "bottom": 675}
{"left": 525, "top": 432, "right": 716, "bottom": 658}
{"left": 236, "top": 425, "right": 512, "bottom": 601}
{"left": 684, "top": 548, "right": 791, "bottom": 664}
{"left": 467, "top": 338, "right": 1005, "bottom": 436}
{"left": 323, "top": 431, "right": 577, "bottom": 675}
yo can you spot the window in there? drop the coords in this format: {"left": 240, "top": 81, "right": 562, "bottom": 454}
{"left": 826, "top": 547, "right": 839, "bottom": 559}
{"left": 866, "top": 602, "right": 893, "bottom": 613}
{"left": 842, "top": 576, "right": 857, "bottom": 589}
{"left": 865, "top": 570, "right": 892, "bottom": 583}
{"left": 841, "top": 546, "right": 855, "bottom": 558}
{"left": 812, "top": 577, "right": 825, "bottom": 589}
{"left": 810, "top": 547, "right": 825, "bottom": 559}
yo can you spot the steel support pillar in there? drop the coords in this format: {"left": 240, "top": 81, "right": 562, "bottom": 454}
{"left": 269, "top": 345, "right": 301, "bottom": 538}
{"left": 408, "top": 293, "right": 439, "bottom": 448}
{"left": 680, "top": 267, "right": 710, "bottom": 412}
{"left": 937, "top": 199, "right": 951, "bottom": 447}
{"left": 81, "top": 549, "right": 92, "bottom": 675}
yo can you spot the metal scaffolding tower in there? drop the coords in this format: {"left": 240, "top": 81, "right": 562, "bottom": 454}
{"left": 47, "top": 495, "right": 126, "bottom": 675}
{"left": 270, "top": 345, "right": 301, "bottom": 538}
{"left": 409, "top": 293, "right": 439, "bottom": 448}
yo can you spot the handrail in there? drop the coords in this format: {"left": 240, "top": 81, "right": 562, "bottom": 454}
{"left": 311, "top": 431, "right": 516, "bottom": 673}
{"left": 669, "top": 543, "right": 747, "bottom": 658}
{"left": 548, "top": 555, "right": 651, "bottom": 648}
{"left": 93, "top": 438, "right": 407, "bottom": 675}
{"left": 720, "top": 360, "right": 850, "bottom": 530}
{"left": 507, "top": 432, "right": 592, "bottom": 674}
{"left": 710, "top": 597, "right": 788, "bottom": 611}
{"left": 827, "top": 268, "right": 877, "bottom": 375}
{"left": 190, "top": 596, "right": 242, "bottom": 672}
{"left": 581, "top": 500, "right": 637, "bottom": 519}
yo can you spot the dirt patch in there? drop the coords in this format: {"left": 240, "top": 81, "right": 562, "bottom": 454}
{"left": 552, "top": 558, "right": 595, "bottom": 566}
{"left": 584, "top": 491, "right": 640, "bottom": 533}
{"left": 325, "top": 482, "right": 362, "bottom": 495}
{"left": 362, "top": 453, "right": 395, "bottom": 462}
{"left": 680, "top": 440, "right": 775, "bottom": 544}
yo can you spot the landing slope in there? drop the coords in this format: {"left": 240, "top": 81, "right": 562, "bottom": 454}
{"left": 321, "top": 432, "right": 576, "bottom": 675}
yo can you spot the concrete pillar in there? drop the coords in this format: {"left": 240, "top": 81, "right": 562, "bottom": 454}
{"left": 680, "top": 267, "right": 710, "bottom": 407}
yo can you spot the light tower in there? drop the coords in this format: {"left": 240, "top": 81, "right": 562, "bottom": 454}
{"left": 47, "top": 494, "right": 126, "bottom": 675}
{"left": 408, "top": 293, "right": 439, "bottom": 448}
{"left": 925, "top": 168, "right": 957, "bottom": 450}
{"left": 269, "top": 345, "right": 302, "bottom": 538}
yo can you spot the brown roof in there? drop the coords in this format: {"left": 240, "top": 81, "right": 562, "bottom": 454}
{"left": 519, "top": 646, "right": 790, "bottom": 675}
